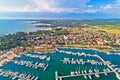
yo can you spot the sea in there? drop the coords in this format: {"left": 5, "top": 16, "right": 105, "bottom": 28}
{"left": 0, "top": 48, "right": 120, "bottom": 80}
{"left": 0, "top": 19, "right": 44, "bottom": 34}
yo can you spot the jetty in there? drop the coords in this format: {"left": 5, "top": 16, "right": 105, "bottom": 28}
{"left": 61, "top": 57, "right": 103, "bottom": 65}
{"left": 12, "top": 60, "right": 49, "bottom": 71}
{"left": 55, "top": 70, "right": 113, "bottom": 80}
{"left": 58, "top": 50, "right": 98, "bottom": 58}
{"left": 24, "top": 53, "right": 51, "bottom": 61}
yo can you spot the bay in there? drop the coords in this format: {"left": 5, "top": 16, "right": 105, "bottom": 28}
{"left": 0, "top": 19, "right": 43, "bottom": 34}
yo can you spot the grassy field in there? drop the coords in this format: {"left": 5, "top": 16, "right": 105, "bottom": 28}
{"left": 84, "top": 25, "right": 120, "bottom": 34}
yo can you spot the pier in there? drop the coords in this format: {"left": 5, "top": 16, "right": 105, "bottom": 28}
{"left": 24, "top": 53, "right": 51, "bottom": 61}
{"left": 55, "top": 70, "right": 113, "bottom": 80}
{"left": 58, "top": 50, "right": 99, "bottom": 58}
{"left": 12, "top": 60, "right": 49, "bottom": 71}
{"left": 61, "top": 57, "right": 103, "bottom": 65}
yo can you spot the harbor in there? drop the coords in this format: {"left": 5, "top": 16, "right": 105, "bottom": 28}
{"left": 56, "top": 50, "right": 120, "bottom": 80}
{"left": 0, "top": 48, "right": 119, "bottom": 80}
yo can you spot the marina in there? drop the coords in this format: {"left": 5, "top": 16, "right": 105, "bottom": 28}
{"left": 54, "top": 49, "right": 120, "bottom": 80}
{"left": 0, "top": 3, "right": 120, "bottom": 80}
{"left": 0, "top": 48, "right": 120, "bottom": 80}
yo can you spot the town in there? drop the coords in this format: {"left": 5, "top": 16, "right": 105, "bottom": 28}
{"left": 0, "top": 26, "right": 120, "bottom": 54}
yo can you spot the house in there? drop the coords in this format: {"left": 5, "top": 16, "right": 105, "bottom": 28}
{"left": 116, "top": 40, "right": 120, "bottom": 45}
{"left": 94, "top": 38, "right": 107, "bottom": 45}
{"left": 16, "top": 47, "right": 24, "bottom": 52}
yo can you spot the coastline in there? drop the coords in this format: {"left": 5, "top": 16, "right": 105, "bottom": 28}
{"left": 57, "top": 45, "right": 111, "bottom": 54}
{"left": 0, "top": 51, "right": 22, "bottom": 67}
{"left": 0, "top": 47, "right": 57, "bottom": 67}
{"left": 0, "top": 44, "right": 119, "bottom": 68}
{"left": 59, "top": 47, "right": 109, "bottom": 54}
{"left": 57, "top": 45, "right": 120, "bottom": 55}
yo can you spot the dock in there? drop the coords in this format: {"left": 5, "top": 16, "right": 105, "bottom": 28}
{"left": 24, "top": 53, "right": 51, "bottom": 61}
{"left": 55, "top": 70, "right": 113, "bottom": 80}
{"left": 60, "top": 57, "right": 103, "bottom": 65}
{"left": 12, "top": 60, "right": 49, "bottom": 71}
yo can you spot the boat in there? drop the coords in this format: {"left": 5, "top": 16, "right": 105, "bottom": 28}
{"left": 103, "top": 69, "right": 108, "bottom": 76}
{"left": 88, "top": 75, "right": 92, "bottom": 79}
{"left": 34, "top": 77, "right": 39, "bottom": 80}
{"left": 82, "top": 71, "right": 87, "bottom": 79}
{"left": 70, "top": 71, "right": 74, "bottom": 76}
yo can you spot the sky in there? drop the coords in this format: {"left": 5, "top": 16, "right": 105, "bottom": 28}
{"left": 0, "top": 0, "right": 120, "bottom": 19}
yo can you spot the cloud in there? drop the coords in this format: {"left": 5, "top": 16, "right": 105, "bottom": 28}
{"left": 99, "top": 0, "right": 120, "bottom": 12}
{"left": 1, "top": 0, "right": 120, "bottom": 15}
{"left": 88, "top": 5, "right": 93, "bottom": 8}
{"left": 24, "top": 0, "right": 91, "bottom": 13}
{"left": 83, "top": 9, "right": 98, "bottom": 13}
{"left": 0, "top": 0, "right": 91, "bottom": 13}
{"left": 29, "top": 0, "right": 56, "bottom": 12}
{"left": 102, "top": 4, "right": 112, "bottom": 10}
{"left": 79, "top": 0, "right": 120, "bottom": 14}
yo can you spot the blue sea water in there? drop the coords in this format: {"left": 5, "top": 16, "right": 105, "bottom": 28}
{"left": 0, "top": 12, "right": 110, "bottom": 20}
{"left": 0, "top": 19, "right": 43, "bottom": 34}
{"left": 0, "top": 48, "right": 120, "bottom": 80}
